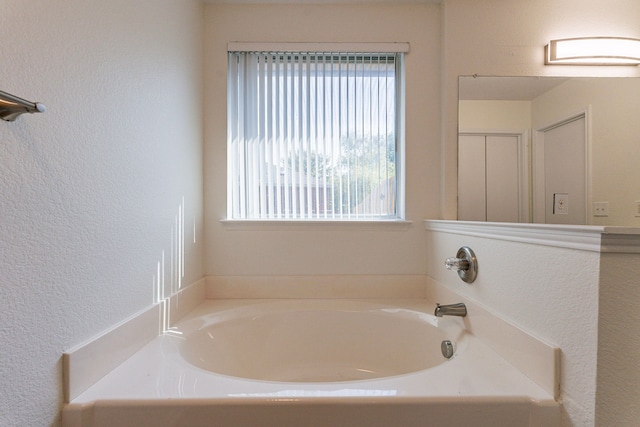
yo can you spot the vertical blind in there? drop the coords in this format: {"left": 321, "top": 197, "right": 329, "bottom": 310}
{"left": 228, "top": 50, "right": 402, "bottom": 220}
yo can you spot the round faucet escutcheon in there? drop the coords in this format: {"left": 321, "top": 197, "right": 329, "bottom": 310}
{"left": 444, "top": 246, "right": 477, "bottom": 283}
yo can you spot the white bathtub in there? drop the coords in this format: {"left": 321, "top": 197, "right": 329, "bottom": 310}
{"left": 179, "top": 300, "right": 464, "bottom": 382}
{"left": 63, "top": 299, "right": 560, "bottom": 427}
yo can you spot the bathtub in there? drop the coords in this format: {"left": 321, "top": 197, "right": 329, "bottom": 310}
{"left": 62, "top": 299, "right": 560, "bottom": 427}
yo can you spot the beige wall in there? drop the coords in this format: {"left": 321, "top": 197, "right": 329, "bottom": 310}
{"left": 459, "top": 100, "right": 531, "bottom": 130}
{"left": 203, "top": 3, "right": 441, "bottom": 276}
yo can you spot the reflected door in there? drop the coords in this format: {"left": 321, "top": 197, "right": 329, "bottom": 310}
{"left": 537, "top": 115, "right": 587, "bottom": 225}
{"left": 458, "top": 134, "right": 521, "bottom": 222}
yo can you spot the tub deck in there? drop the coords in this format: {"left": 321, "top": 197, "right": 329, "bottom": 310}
{"left": 62, "top": 299, "right": 560, "bottom": 427}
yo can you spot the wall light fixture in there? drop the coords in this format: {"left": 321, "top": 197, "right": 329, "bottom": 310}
{"left": 545, "top": 37, "right": 640, "bottom": 65}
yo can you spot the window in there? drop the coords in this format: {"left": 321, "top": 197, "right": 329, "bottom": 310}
{"left": 227, "top": 44, "right": 405, "bottom": 220}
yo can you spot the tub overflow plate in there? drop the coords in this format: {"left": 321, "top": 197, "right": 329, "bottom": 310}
{"left": 441, "top": 340, "right": 454, "bottom": 359}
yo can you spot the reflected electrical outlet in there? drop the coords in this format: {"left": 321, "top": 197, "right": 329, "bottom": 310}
{"left": 553, "top": 193, "right": 569, "bottom": 215}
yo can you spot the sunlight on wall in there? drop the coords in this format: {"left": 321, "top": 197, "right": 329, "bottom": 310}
{"left": 153, "top": 197, "right": 187, "bottom": 332}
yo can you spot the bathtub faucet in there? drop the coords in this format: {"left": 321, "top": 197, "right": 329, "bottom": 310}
{"left": 434, "top": 303, "right": 467, "bottom": 317}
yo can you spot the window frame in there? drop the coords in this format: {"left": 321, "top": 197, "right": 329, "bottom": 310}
{"left": 226, "top": 42, "right": 408, "bottom": 222}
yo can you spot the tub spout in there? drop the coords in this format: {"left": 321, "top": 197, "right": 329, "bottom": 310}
{"left": 434, "top": 303, "right": 467, "bottom": 317}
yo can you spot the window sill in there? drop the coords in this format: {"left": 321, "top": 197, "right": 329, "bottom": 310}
{"left": 220, "top": 218, "right": 414, "bottom": 231}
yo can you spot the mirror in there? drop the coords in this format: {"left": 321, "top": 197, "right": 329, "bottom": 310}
{"left": 458, "top": 76, "right": 640, "bottom": 227}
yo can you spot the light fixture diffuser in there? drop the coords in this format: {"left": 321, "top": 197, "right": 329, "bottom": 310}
{"left": 546, "top": 37, "right": 640, "bottom": 65}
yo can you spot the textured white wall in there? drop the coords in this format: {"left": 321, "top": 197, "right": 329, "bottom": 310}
{"left": 203, "top": 3, "right": 441, "bottom": 277}
{"left": 0, "top": 1, "right": 204, "bottom": 426}
{"left": 596, "top": 252, "right": 640, "bottom": 426}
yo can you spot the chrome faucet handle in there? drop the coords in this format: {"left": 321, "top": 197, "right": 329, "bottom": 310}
{"left": 445, "top": 257, "right": 470, "bottom": 271}
{"left": 445, "top": 246, "right": 477, "bottom": 284}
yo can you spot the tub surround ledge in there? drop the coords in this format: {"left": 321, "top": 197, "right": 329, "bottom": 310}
{"left": 63, "top": 278, "right": 206, "bottom": 402}
{"left": 424, "top": 220, "right": 640, "bottom": 253}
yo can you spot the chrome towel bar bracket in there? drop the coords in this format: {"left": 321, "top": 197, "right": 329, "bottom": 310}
{"left": 0, "top": 90, "right": 46, "bottom": 122}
